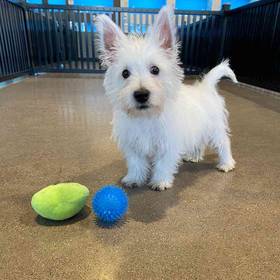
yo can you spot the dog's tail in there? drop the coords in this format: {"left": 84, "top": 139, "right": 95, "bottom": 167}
{"left": 202, "top": 59, "right": 237, "bottom": 88}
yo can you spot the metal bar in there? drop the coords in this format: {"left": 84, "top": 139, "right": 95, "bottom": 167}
{"left": 45, "top": 9, "right": 54, "bottom": 68}
{"left": 22, "top": 6, "right": 32, "bottom": 72}
{"left": 25, "top": 5, "right": 223, "bottom": 15}
{"left": 1, "top": 1, "right": 16, "bottom": 74}
{"left": 261, "top": 3, "right": 272, "bottom": 44}
{"left": 247, "top": 7, "right": 254, "bottom": 43}
{"left": 6, "top": 1, "right": 19, "bottom": 73}
{"left": 115, "top": 11, "right": 119, "bottom": 26}
{"left": 52, "top": 9, "right": 59, "bottom": 68}
{"left": 10, "top": 3, "right": 25, "bottom": 73}
{"left": 35, "top": 68, "right": 105, "bottom": 74}
{"left": 206, "top": 15, "right": 215, "bottom": 66}
{"left": 10, "top": 5, "right": 22, "bottom": 72}
{"left": 78, "top": 10, "right": 84, "bottom": 69}
{"left": 127, "top": 12, "right": 131, "bottom": 33}
{"left": 140, "top": 12, "right": 143, "bottom": 33}
{"left": 35, "top": 11, "right": 43, "bottom": 68}
{"left": 65, "top": 9, "right": 72, "bottom": 69}
{"left": 39, "top": 8, "right": 48, "bottom": 68}
{"left": 28, "top": 10, "right": 37, "bottom": 69}
{"left": 0, "top": 17, "right": 3, "bottom": 75}
{"left": 180, "top": 15, "right": 185, "bottom": 42}
{"left": 17, "top": 6, "right": 28, "bottom": 71}
{"left": 11, "top": 5, "right": 26, "bottom": 71}
{"left": 18, "top": 7, "right": 29, "bottom": 71}
{"left": 270, "top": 2, "right": 280, "bottom": 46}
{"left": 70, "top": 10, "right": 76, "bottom": 69}
{"left": 183, "top": 14, "right": 191, "bottom": 67}
{"left": 175, "top": 13, "right": 179, "bottom": 30}
{"left": 195, "top": 15, "right": 203, "bottom": 67}
{"left": 24, "top": 9, "right": 34, "bottom": 73}
{"left": 90, "top": 13, "right": 95, "bottom": 70}
{"left": 97, "top": 13, "right": 102, "bottom": 70}
{"left": 84, "top": 12, "right": 90, "bottom": 70}
{"left": 145, "top": 13, "right": 148, "bottom": 32}
{"left": 189, "top": 15, "right": 197, "bottom": 71}
{"left": 0, "top": 1, "right": 8, "bottom": 76}
{"left": 58, "top": 9, "right": 66, "bottom": 69}
{"left": 219, "top": 14, "right": 227, "bottom": 61}
{"left": 74, "top": 11, "right": 78, "bottom": 69}
{"left": 203, "top": 15, "right": 210, "bottom": 67}
{"left": 121, "top": 11, "right": 124, "bottom": 32}
{"left": 133, "top": 13, "right": 136, "bottom": 32}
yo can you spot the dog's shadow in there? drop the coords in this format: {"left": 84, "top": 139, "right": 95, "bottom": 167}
{"left": 125, "top": 157, "right": 215, "bottom": 224}
{"left": 71, "top": 155, "right": 216, "bottom": 224}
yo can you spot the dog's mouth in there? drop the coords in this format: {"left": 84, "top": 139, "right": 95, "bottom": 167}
{"left": 127, "top": 103, "right": 162, "bottom": 117}
{"left": 136, "top": 104, "right": 149, "bottom": 110}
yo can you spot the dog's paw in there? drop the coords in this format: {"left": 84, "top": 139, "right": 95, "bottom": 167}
{"left": 150, "top": 181, "right": 173, "bottom": 191}
{"left": 121, "top": 176, "right": 142, "bottom": 189}
{"left": 183, "top": 157, "right": 202, "bottom": 163}
{"left": 183, "top": 155, "right": 204, "bottom": 163}
{"left": 216, "top": 159, "right": 236, "bottom": 172}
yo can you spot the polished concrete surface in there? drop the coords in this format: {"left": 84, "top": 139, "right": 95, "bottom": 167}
{"left": 1, "top": 74, "right": 280, "bottom": 280}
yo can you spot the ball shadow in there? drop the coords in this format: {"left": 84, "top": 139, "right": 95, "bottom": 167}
{"left": 93, "top": 216, "right": 127, "bottom": 229}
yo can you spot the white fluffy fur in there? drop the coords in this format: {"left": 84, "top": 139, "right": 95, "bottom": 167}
{"left": 96, "top": 6, "right": 237, "bottom": 191}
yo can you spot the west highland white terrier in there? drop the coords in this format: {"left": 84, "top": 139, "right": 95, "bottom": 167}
{"left": 96, "top": 6, "right": 237, "bottom": 191}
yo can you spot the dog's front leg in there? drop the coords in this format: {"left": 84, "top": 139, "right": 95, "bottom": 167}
{"left": 121, "top": 149, "right": 149, "bottom": 188}
{"left": 150, "top": 151, "right": 180, "bottom": 191}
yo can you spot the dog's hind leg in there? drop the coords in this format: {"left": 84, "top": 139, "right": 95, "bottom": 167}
{"left": 213, "top": 132, "right": 236, "bottom": 172}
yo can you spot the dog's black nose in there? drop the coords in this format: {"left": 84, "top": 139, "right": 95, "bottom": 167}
{"left": 134, "top": 88, "right": 150, "bottom": 104}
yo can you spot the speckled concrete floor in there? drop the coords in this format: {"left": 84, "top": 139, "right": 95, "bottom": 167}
{"left": 0, "top": 74, "right": 279, "bottom": 280}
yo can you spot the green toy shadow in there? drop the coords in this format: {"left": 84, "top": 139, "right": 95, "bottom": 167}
{"left": 35, "top": 205, "right": 91, "bottom": 226}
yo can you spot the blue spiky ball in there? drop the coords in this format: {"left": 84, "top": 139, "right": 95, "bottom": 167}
{"left": 92, "top": 186, "right": 128, "bottom": 223}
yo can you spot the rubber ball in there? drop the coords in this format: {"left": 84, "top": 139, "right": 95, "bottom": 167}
{"left": 92, "top": 185, "right": 128, "bottom": 223}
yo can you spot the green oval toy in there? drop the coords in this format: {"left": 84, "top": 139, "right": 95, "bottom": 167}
{"left": 31, "top": 183, "right": 89, "bottom": 221}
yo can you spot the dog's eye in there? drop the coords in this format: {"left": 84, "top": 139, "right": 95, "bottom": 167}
{"left": 150, "top": 65, "right": 160, "bottom": 75}
{"left": 122, "top": 69, "right": 130, "bottom": 79}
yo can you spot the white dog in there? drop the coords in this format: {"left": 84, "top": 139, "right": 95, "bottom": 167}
{"left": 96, "top": 6, "right": 237, "bottom": 191}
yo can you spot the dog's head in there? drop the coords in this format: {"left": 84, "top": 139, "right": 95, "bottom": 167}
{"left": 96, "top": 6, "right": 183, "bottom": 117}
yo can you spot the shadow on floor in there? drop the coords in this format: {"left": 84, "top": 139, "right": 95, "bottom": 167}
{"left": 35, "top": 205, "right": 91, "bottom": 227}
{"left": 71, "top": 155, "right": 216, "bottom": 225}
{"left": 93, "top": 217, "right": 127, "bottom": 229}
{"left": 125, "top": 158, "right": 215, "bottom": 224}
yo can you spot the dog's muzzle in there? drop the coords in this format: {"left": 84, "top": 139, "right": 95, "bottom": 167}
{"left": 134, "top": 88, "right": 150, "bottom": 109}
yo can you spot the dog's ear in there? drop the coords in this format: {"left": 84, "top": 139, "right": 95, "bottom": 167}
{"left": 149, "top": 6, "right": 176, "bottom": 50}
{"left": 96, "top": 14, "right": 125, "bottom": 65}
